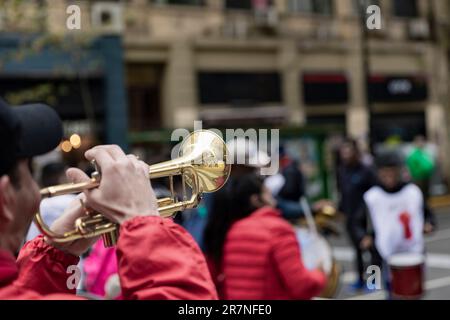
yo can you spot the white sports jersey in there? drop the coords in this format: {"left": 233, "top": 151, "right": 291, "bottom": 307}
{"left": 364, "top": 184, "right": 424, "bottom": 260}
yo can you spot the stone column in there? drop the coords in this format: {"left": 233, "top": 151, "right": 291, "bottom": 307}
{"left": 335, "top": 0, "right": 354, "bottom": 18}
{"left": 279, "top": 40, "right": 304, "bottom": 125}
{"left": 346, "top": 40, "right": 369, "bottom": 142}
{"left": 162, "top": 39, "right": 198, "bottom": 129}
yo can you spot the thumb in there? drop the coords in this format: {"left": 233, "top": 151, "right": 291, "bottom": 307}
{"left": 66, "top": 168, "right": 90, "bottom": 183}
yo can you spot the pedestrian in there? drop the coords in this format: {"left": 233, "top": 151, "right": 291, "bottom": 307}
{"left": 203, "top": 173, "right": 326, "bottom": 300}
{"left": 264, "top": 145, "right": 306, "bottom": 220}
{"left": 193, "top": 137, "right": 269, "bottom": 250}
{"left": 352, "top": 152, "right": 432, "bottom": 295}
{"left": 337, "top": 138, "right": 377, "bottom": 291}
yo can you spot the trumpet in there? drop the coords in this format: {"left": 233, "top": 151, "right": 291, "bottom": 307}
{"left": 35, "top": 130, "right": 231, "bottom": 247}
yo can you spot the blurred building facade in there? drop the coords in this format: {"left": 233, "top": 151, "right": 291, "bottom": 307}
{"left": 80, "top": 0, "right": 449, "bottom": 172}
{"left": 1, "top": 0, "right": 449, "bottom": 172}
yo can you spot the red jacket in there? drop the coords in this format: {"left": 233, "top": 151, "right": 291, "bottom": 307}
{"left": 207, "top": 207, "right": 326, "bottom": 300}
{"left": 0, "top": 216, "right": 218, "bottom": 300}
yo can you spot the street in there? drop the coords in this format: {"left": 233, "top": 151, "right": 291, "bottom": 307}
{"left": 332, "top": 207, "right": 450, "bottom": 300}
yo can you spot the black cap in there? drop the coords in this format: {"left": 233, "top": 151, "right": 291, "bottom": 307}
{"left": 0, "top": 98, "right": 63, "bottom": 176}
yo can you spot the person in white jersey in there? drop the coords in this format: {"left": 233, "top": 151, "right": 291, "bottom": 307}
{"left": 352, "top": 152, "right": 436, "bottom": 292}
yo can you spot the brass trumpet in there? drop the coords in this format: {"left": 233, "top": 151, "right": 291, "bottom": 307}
{"left": 35, "top": 130, "right": 231, "bottom": 247}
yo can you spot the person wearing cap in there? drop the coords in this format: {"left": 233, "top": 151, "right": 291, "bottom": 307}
{"left": 208, "top": 137, "right": 270, "bottom": 208}
{"left": 203, "top": 173, "right": 326, "bottom": 300}
{"left": 0, "top": 99, "right": 217, "bottom": 299}
{"left": 351, "top": 151, "right": 434, "bottom": 294}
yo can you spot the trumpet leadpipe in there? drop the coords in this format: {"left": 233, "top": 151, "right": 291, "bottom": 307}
{"left": 40, "top": 179, "right": 100, "bottom": 198}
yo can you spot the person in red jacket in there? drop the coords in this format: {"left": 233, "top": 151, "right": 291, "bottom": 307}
{"left": 203, "top": 173, "right": 326, "bottom": 300}
{"left": 0, "top": 99, "right": 217, "bottom": 300}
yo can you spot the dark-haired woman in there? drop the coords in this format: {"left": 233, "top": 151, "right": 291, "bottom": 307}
{"left": 203, "top": 174, "right": 326, "bottom": 300}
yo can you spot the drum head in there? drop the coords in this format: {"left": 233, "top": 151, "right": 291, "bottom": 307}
{"left": 295, "top": 227, "right": 333, "bottom": 274}
{"left": 388, "top": 253, "right": 425, "bottom": 268}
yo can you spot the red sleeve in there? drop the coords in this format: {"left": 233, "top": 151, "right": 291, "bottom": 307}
{"left": 14, "top": 235, "right": 80, "bottom": 296}
{"left": 270, "top": 225, "right": 327, "bottom": 299}
{"left": 116, "top": 216, "right": 218, "bottom": 300}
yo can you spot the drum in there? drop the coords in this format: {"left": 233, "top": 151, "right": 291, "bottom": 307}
{"left": 388, "top": 253, "right": 425, "bottom": 299}
{"left": 295, "top": 227, "right": 340, "bottom": 298}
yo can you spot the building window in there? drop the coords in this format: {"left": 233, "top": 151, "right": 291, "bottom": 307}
{"left": 127, "top": 64, "right": 163, "bottom": 130}
{"left": 302, "top": 73, "right": 349, "bottom": 105}
{"left": 225, "top": 0, "right": 252, "bottom": 10}
{"left": 288, "top": 0, "right": 333, "bottom": 15}
{"left": 372, "top": 113, "right": 425, "bottom": 143}
{"left": 368, "top": 75, "right": 428, "bottom": 103}
{"left": 198, "top": 72, "right": 282, "bottom": 106}
{"left": 152, "top": 0, "right": 205, "bottom": 6}
{"left": 392, "top": 0, "right": 418, "bottom": 18}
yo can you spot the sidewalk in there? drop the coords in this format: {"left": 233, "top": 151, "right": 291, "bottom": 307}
{"left": 429, "top": 195, "right": 450, "bottom": 210}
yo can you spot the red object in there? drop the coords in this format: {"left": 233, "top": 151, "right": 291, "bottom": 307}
{"left": 369, "top": 75, "right": 387, "bottom": 83}
{"left": 0, "top": 216, "right": 218, "bottom": 300}
{"left": 369, "top": 74, "right": 427, "bottom": 84}
{"left": 389, "top": 254, "right": 424, "bottom": 300}
{"left": 399, "top": 212, "right": 412, "bottom": 240}
{"left": 207, "top": 207, "right": 327, "bottom": 300}
{"left": 280, "top": 155, "right": 293, "bottom": 170}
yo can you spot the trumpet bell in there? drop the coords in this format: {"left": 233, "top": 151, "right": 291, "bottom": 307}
{"left": 179, "top": 130, "right": 231, "bottom": 193}
{"left": 149, "top": 130, "right": 231, "bottom": 193}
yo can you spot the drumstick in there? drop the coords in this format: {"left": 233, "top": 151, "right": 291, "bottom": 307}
{"left": 300, "top": 197, "right": 318, "bottom": 236}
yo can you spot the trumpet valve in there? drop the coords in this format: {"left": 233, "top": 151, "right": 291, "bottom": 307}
{"left": 75, "top": 214, "right": 105, "bottom": 235}
{"left": 102, "top": 230, "right": 119, "bottom": 248}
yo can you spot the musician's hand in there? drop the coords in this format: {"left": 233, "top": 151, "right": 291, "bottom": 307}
{"left": 360, "top": 235, "right": 373, "bottom": 250}
{"left": 424, "top": 222, "right": 434, "bottom": 234}
{"left": 84, "top": 145, "right": 159, "bottom": 224}
{"left": 46, "top": 168, "right": 100, "bottom": 256}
